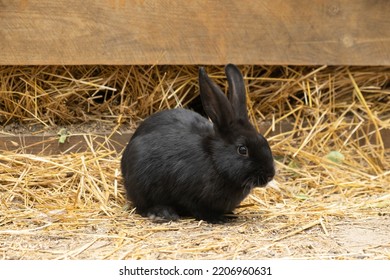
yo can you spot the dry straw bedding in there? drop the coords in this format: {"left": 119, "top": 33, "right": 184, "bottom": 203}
{"left": 0, "top": 65, "right": 389, "bottom": 259}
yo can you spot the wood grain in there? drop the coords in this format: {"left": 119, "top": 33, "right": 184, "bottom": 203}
{"left": 0, "top": 0, "right": 389, "bottom": 65}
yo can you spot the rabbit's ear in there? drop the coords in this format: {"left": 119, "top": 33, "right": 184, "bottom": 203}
{"left": 225, "top": 64, "right": 248, "bottom": 122}
{"left": 199, "top": 67, "right": 234, "bottom": 129}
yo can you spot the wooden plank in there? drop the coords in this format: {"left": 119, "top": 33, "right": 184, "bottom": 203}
{"left": 0, "top": 0, "right": 389, "bottom": 65}
{"left": 1, "top": 125, "right": 389, "bottom": 155}
{"left": 0, "top": 132, "right": 130, "bottom": 155}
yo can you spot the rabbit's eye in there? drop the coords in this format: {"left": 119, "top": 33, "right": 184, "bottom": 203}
{"left": 237, "top": 145, "right": 248, "bottom": 156}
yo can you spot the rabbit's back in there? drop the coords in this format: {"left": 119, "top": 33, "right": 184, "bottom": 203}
{"left": 121, "top": 108, "right": 216, "bottom": 213}
{"left": 131, "top": 108, "right": 212, "bottom": 140}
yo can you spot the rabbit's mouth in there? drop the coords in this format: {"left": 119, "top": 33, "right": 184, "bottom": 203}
{"left": 242, "top": 176, "right": 269, "bottom": 189}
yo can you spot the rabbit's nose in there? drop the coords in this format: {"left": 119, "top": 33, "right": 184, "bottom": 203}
{"left": 266, "top": 176, "right": 273, "bottom": 183}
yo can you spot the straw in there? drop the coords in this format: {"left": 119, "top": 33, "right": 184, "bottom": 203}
{"left": 0, "top": 65, "right": 389, "bottom": 259}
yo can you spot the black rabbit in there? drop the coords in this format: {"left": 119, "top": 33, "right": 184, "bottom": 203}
{"left": 121, "top": 64, "right": 275, "bottom": 222}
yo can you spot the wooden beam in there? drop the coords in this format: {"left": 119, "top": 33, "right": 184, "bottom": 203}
{"left": 0, "top": 132, "right": 130, "bottom": 155}
{"left": 0, "top": 0, "right": 389, "bottom": 65}
{"left": 1, "top": 125, "right": 389, "bottom": 155}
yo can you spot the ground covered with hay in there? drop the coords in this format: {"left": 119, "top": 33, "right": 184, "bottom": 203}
{"left": 0, "top": 65, "right": 389, "bottom": 259}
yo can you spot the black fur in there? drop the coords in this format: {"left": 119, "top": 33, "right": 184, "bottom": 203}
{"left": 121, "top": 64, "right": 275, "bottom": 223}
